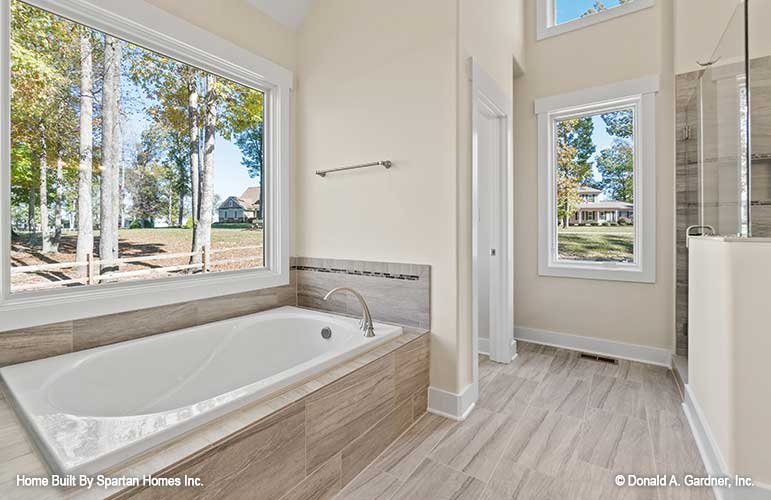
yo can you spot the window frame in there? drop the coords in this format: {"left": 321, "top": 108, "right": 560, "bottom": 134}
{"left": 536, "top": 76, "right": 658, "bottom": 283}
{"left": 537, "top": 0, "right": 655, "bottom": 41}
{"left": 0, "top": 0, "right": 293, "bottom": 330}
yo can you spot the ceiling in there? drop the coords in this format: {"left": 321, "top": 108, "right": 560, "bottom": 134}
{"left": 246, "top": 0, "right": 313, "bottom": 31}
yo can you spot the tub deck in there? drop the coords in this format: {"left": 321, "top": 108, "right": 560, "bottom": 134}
{"left": 0, "top": 325, "right": 428, "bottom": 500}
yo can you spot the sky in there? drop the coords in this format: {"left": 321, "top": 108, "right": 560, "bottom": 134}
{"left": 555, "top": 0, "right": 626, "bottom": 24}
{"left": 588, "top": 115, "right": 619, "bottom": 198}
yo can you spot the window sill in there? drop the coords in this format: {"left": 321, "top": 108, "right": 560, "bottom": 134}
{"left": 539, "top": 261, "right": 655, "bottom": 284}
{"left": 0, "top": 266, "right": 291, "bottom": 331}
{"left": 537, "top": 0, "right": 655, "bottom": 41}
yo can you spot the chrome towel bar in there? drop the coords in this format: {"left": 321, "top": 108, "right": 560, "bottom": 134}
{"left": 315, "top": 160, "right": 392, "bottom": 177}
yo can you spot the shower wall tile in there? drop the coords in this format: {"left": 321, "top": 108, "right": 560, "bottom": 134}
{"left": 294, "top": 257, "right": 431, "bottom": 329}
{"left": 750, "top": 57, "right": 771, "bottom": 158}
{"left": 675, "top": 70, "right": 702, "bottom": 357}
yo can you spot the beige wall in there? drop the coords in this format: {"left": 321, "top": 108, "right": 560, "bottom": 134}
{"left": 295, "top": 0, "right": 462, "bottom": 392}
{"left": 513, "top": 1, "right": 676, "bottom": 350}
{"left": 674, "top": 0, "right": 739, "bottom": 74}
{"left": 294, "top": 0, "right": 521, "bottom": 393}
{"left": 675, "top": 0, "right": 771, "bottom": 73}
{"left": 146, "top": 0, "right": 297, "bottom": 70}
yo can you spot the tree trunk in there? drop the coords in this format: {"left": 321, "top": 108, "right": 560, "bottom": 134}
{"left": 259, "top": 166, "right": 264, "bottom": 222}
{"left": 39, "top": 125, "right": 54, "bottom": 253}
{"left": 52, "top": 154, "right": 63, "bottom": 252}
{"left": 178, "top": 194, "right": 184, "bottom": 227}
{"left": 99, "top": 35, "right": 121, "bottom": 273}
{"left": 76, "top": 32, "right": 94, "bottom": 278}
{"left": 192, "top": 74, "right": 216, "bottom": 268}
{"left": 168, "top": 186, "right": 173, "bottom": 225}
{"left": 188, "top": 80, "right": 200, "bottom": 225}
{"left": 188, "top": 77, "right": 201, "bottom": 266}
{"left": 27, "top": 188, "right": 35, "bottom": 242}
{"left": 111, "top": 44, "right": 122, "bottom": 261}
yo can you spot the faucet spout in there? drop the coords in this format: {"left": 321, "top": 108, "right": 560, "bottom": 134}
{"left": 323, "top": 287, "right": 376, "bottom": 337}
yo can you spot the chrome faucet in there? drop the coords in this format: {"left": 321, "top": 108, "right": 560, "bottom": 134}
{"left": 323, "top": 287, "right": 375, "bottom": 337}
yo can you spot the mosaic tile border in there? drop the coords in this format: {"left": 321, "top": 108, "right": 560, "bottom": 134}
{"left": 291, "top": 265, "right": 420, "bottom": 281}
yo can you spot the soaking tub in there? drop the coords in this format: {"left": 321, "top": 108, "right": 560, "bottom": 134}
{"left": 0, "top": 306, "right": 402, "bottom": 475}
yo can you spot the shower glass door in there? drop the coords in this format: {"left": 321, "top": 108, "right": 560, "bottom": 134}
{"left": 696, "top": 2, "right": 749, "bottom": 237}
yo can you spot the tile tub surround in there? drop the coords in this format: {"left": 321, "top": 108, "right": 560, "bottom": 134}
{"left": 335, "top": 343, "right": 712, "bottom": 500}
{"left": 0, "top": 329, "right": 429, "bottom": 500}
{"left": 1, "top": 256, "right": 430, "bottom": 368}
{"left": 0, "top": 278, "right": 297, "bottom": 367}
{"left": 293, "top": 257, "right": 430, "bottom": 330}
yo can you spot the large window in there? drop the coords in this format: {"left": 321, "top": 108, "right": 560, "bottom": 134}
{"left": 537, "top": 0, "right": 654, "bottom": 40}
{"left": 536, "top": 77, "right": 657, "bottom": 282}
{"left": 1, "top": 0, "right": 291, "bottom": 329}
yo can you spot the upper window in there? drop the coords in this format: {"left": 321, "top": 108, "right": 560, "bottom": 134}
{"left": 536, "top": 76, "right": 658, "bottom": 282}
{"left": 537, "top": 0, "right": 654, "bottom": 40}
{"left": 2, "top": 0, "right": 292, "bottom": 329}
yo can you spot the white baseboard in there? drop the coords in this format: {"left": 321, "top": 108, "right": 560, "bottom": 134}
{"left": 514, "top": 326, "right": 672, "bottom": 367}
{"left": 683, "top": 384, "right": 771, "bottom": 500}
{"left": 478, "top": 337, "right": 518, "bottom": 358}
{"left": 478, "top": 337, "right": 490, "bottom": 356}
{"left": 427, "top": 383, "right": 477, "bottom": 421}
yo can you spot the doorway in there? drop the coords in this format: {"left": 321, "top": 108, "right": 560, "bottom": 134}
{"left": 471, "top": 59, "right": 515, "bottom": 397}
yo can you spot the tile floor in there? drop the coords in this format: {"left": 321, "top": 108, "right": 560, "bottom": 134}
{"left": 333, "top": 342, "right": 714, "bottom": 500}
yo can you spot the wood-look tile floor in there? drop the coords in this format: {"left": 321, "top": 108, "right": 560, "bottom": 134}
{"left": 334, "top": 342, "right": 714, "bottom": 500}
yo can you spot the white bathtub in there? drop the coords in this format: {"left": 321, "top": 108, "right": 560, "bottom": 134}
{"left": 0, "top": 306, "right": 402, "bottom": 475}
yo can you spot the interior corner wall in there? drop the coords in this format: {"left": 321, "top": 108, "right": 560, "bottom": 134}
{"left": 513, "top": 0, "right": 676, "bottom": 351}
{"left": 294, "top": 0, "right": 462, "bottom": 394}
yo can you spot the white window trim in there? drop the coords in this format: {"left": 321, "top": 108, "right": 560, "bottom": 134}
{"left": 536, "top": 76, "right": 658, "bottom": 283}
{"left": 537, "top": 0, "right": 655, "bottom": 41}
{"left": 0, "top": 0, "right": 293, "bottom": 331}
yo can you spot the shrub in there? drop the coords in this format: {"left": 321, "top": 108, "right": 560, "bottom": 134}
{"left": 128, "top": 220, "right": 142, "bottom": 229}
{"left": 609, "top": 221, "right": 619, "bottom": 226}
{"left": 618, "top": 217, "right": 630, "bottom": 226}
{"left": 182, "top": 217, "right": 194, "bottom": 229}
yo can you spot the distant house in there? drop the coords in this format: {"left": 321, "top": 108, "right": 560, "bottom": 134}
{"left": 217, "top": 187, "right": 261, "bottom": 223}
{"left": 569, "top": 186, "right": 633, "bottom": 224}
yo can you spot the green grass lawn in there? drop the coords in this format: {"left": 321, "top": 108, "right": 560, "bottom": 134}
{"left": 557, "top": 225, "right": 634, "bottom": 262}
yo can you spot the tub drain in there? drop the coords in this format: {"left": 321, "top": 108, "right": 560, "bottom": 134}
{"left": 321, "top": 327, "right": 332, "bottom": 339}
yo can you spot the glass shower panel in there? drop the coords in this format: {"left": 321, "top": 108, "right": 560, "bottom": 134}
{"left": 696, "top": 2, "right": 749, "bottom": 237}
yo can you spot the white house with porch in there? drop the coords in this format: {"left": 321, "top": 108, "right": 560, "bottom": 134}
{"left": 570, "top": 186, "right": 633, "bottom": 224}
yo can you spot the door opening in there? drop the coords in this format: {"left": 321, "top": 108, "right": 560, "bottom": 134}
{"left": 471, "top": 60, "right": 515, "bottom": 399}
